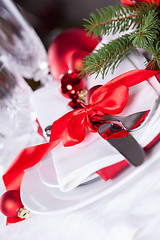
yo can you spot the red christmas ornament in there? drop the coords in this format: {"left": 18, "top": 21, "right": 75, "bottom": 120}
{"left": 121, "top": 0, "right": 160, "bottom": 6}
{"left": 48, "top": 28, "right": 101, "bottom": 81}
{"left": 68, "top": 98, "right": 83, "bottom": 110}
{"left": 68, "top": 50, "right": 89, "bottom": 70}
{"left": 59, "top": 72, "right": 85, "bottom": 99}
{"left": 0, "top": 190, "right": 23, "bottom": 218}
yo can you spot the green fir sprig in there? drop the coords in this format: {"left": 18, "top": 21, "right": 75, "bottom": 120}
{"left": 83, "top": 5, "right": 140, "bottom": 37}
{"left": 79, "top": 2, "right": 160, "bottom": 78}
{"left": 129, "top": 9, "right": 160, "bottom": 49}
{"left": 83, "top": 3, "right": 158, "bottom": 37}
{"left": 146, "top": 42, "right": 160, "bottom": 69}
{"left": 79, "top": 34, "right": 135, "bottom": 78}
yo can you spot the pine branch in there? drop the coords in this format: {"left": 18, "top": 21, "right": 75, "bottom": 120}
{"left": 146, "top": 42, "right": 160, "bottom": 69}
{"left": 79, "top": 34, "right": 135, "bottom": 79}
{"left": 79, "top": 2, "right": 160, "bottom": 78}
{"left": 129, "top": 9, "right": 160, "bottom": 49}
{"left": 83, "top": 3, "right": 158, "bottom": 37}
{"left": 129, "top": 8, "right": 160, "bottom": 70}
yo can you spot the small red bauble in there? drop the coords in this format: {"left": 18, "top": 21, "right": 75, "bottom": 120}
{"left": 0, "top": 190, "right": 23, "bottom": 218}
{"left": 121, "top": 0, "right": 160, "bottom": 5}
{"left": 59, "top": 72, "right": 85, "bottom": 99}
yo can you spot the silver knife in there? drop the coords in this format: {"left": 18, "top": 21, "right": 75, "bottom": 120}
{"left": 98, "top": 123, "right": 145, "bottom": 167}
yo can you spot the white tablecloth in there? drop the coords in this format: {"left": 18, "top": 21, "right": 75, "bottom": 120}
{"left": 0, "top": 141, "right": 160, "bottom": 240}
{"left": 1, "top": 32, "right": 160, "bottom": 240}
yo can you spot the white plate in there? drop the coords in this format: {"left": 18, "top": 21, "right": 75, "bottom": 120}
{"left": 38, "top": 99, "right": 160, "bottom": 193}
{"left": 21, "top": 142, "right": 160, "bottom": 214}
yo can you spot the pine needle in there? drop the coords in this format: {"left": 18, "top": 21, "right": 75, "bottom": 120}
{"left": 79, "top": 2, "right": 160, "bottom": 77}
{"left": 79, "top": 34, "right": 135, "bottom": 79}
{"left": 129, "top": 9, "right": 160, "bottom": 49}
{"left": 83, "top": 3, "right": 158, "bottom": 37}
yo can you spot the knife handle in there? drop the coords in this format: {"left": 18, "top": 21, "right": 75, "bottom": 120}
{"left": 98, "top": 123, "right": 145, "bottom": 167}
{"left": 99, "top": 123, "right": 129, "bottom": 140}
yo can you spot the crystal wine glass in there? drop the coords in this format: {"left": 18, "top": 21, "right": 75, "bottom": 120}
{"left": 0, "top": 56, "right": 43, "bottom": 175}
{"left": 0, "top": 0, "right": 50, "bottom": 83}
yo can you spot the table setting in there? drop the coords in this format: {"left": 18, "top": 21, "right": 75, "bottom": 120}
{"left": 0, "top": 0, "right": 160, "bottom": 239}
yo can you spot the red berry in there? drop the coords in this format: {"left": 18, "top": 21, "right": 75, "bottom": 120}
{"left": 59, "top": 72, "right": 84, "bottom": 99}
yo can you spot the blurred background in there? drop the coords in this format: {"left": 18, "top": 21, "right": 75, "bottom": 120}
{"left": 13, "top": 0, "right": 120, "bottom": 48}
{"left": 11, "top": 0, "right": 120, "bottom": 89}
{"left": 0, "top": 0, "right": 120, "bottom": 173}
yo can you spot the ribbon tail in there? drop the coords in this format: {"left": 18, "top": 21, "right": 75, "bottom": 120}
{"left": 2, "top": 109, "right": 86, "bottom": 192}
{"left": 107, "top": 69, "right": 160, "bottom": 88}
{"left": 6, "top": 216, "right": 25, "bottom": 225}
{"left": 97, "top": 160, "right": 129, "bottom": 181}
{"left": 3, "top": 139, "right": 61, "bottom": 192}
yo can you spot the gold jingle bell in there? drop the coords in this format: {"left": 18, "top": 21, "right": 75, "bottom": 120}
{"left": 17, "top": 207, "right": 30, "bottom": 219}
{"left": 78, "top": 89, "right": 88, "bottom": 104}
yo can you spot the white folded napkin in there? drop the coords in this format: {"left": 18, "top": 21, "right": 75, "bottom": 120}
{"left": 51, "top": 82, "right": 159, "bottom": 192}
{"left": 31, "top": 47, "right": 160, "bottom": 193}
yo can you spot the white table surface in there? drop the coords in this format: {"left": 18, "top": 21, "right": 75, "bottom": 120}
{"left": 0, "top": 53, "right": 160, "bottom": 238}
{"left": 0, "top": 140, "right": 160, "bottom": 240}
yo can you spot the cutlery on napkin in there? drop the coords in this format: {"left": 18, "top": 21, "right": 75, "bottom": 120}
{"left": 30, "top": 55, "right": 160, "bottom": 193}
{"left": 98, "top": 123, "right": 145, "bottom": 167}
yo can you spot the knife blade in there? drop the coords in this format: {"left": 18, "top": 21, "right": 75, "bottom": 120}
{"left": 98, "top": 123, "right": 145, "bottom": 166}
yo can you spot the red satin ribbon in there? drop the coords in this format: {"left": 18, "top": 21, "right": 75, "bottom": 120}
{"left": 97, "top": 133, "right": 160, "bottom": 181}
{"left": 2, "top": 69, "right": 160, "bottom": 224}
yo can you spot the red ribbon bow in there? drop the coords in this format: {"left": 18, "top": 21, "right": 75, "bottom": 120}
{"left": 50, "top": 69, "right": 160, "bottom": 146}
{"left": 2, "top": 69, "right": 160, "bottom": 224}
{"left": 50, "top": 79, "right": 130, "bottom": 146}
